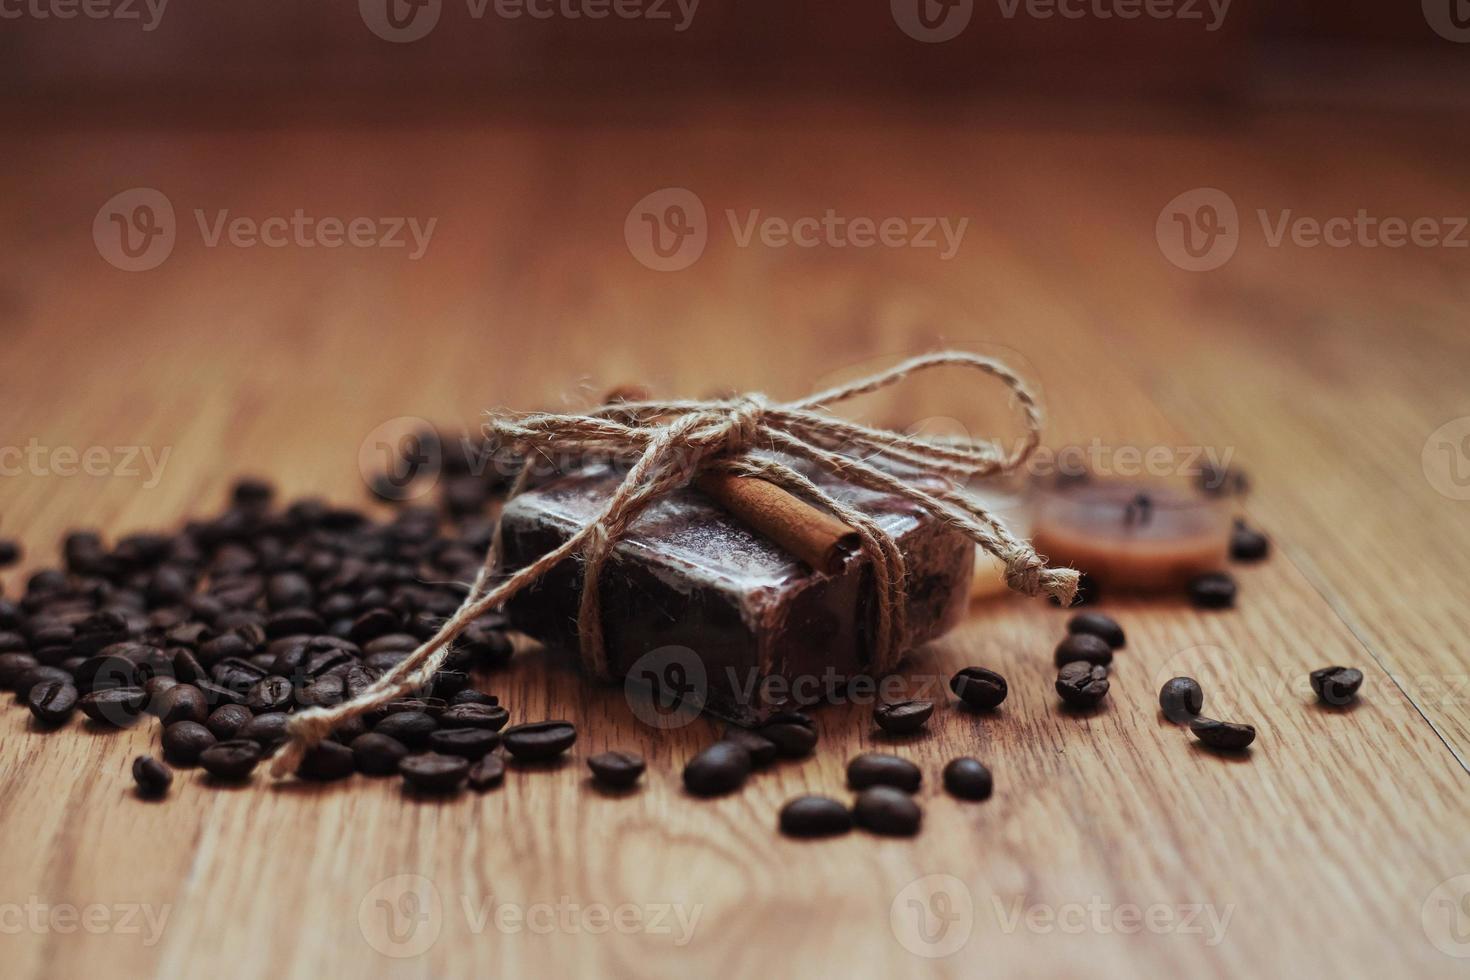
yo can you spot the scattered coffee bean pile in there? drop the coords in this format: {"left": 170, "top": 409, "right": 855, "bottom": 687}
{"left": 1053, "top": 612, "right": 1124, "bottom": 710}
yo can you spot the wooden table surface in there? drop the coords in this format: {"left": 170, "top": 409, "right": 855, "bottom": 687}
{"left": 2, "top": 103, "right": 1469, "bottom": 979}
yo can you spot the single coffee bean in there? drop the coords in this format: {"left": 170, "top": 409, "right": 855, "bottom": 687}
{"left": 852, "top": 786, "right": 922, "bottom": 836}
{"left": 143, "top": 675, "right": 179, "bottom": 713}
{"left": 1054, "top": 633, "right": 1113, "bottom": 668}
{"left": 1067, "top": 612, "right": 1126, "bottom": 649}
{"left": 1190, "top": 717, "right": 1256, "bottom": 751}
{"left": 449, "top": 689, "right": 498, "bottom": 707}
{"left": 467, "top": 754, "right": 506, "bottom": 792}
{"left": 587, "top": 751, "right": 646, "bottom": 789}
{"left": 351, "top": 732, "right": 410, "bottom": 775}
{"left": 399, "top": 752, "right": 469, "bottom": 793}
{"left": 374, "top": 710, "right": 439, "bottom": 748}
{"left": 757, "top": 716, "right": 818, "bottom": 758}
{"left": 1188, "top": 572, "right": 1237, "bottom": 610}
{"left": 720, "top": 727, "right": 778, "bottom": 768}
{"left": 1230, "top": 519, "right": 1270, "bottom": 562}
{"left": 502, "top": 721, "right": 577, "bottom": 762}
{"left": 171, "top": 648, "right": 206, "bottom": 684}
{"left": 1309, "top": 666, "right": 1364, "bottom": 706}
{"left": 14, "top": 665, "right": 73, "bottom": 699}
{"left": 1198, "top": 463, "right": 1249, "bottom": 497}
{"left": 245, "top": 676, "right": 294, "bottom": 713}
{"left": 439, "top": 703, "right": 509, "bottom": 731}
{"left": 239, "top": 712, "right": 290, "bottom": 747}
{"left": 0, "top": 538, "right": 20, "bottom": 567}
{"left": 778, "top": 796, "right": 853, "bottom": 838}
{"left": 873, "top": 699, "right": 933, "bottom": 735}
{"left": 132, "top": 755, "right": 172, "bottom": 797}
{"left": 162, "top": 721, "right": 217, "bottom": 765}
{"left": 157, "top": 683, "right": 209, "bottom": 725}
{"left": 297, "top": 740, "right": 355, "bottom": 781}
{"left": 26, "top": 679, "right": 78, "bottom": 725}
{"left": 846, "top": 753, "right": 922, "bottom": 793}
{"left": 942, "top": 757, "right": 993, "bottom": 800}
{"left": 199, "top": 739, "right": 263, "bottom": 780}
{"left": 0, "top": 652, "right": 39, "bottom": 689}
{"left": 683, "top": 741, "right": 752, "bottom": 796}
{"left": 1159, "top": 677, "right": 1204, "bottom": 723}
{"left": 427, "top": 727, "right": 501, "bottom": 759}
{"left": 79, "top": 687, "right": 148, "bottom": 726}
{"left": 1055, "top": 662, "right": 1110, "bottom": 709}
{"left": 950, "top": 666, "right": 1008, "bottom": 710}
{"left": 0, "top": 631, "right": 28, "bottom": 653}
{"left": 206, "top": 703, "right": 254, "bottom": 740}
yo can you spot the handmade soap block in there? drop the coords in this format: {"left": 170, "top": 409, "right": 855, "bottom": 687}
{"left": 499, "top": 460, "right": 974, "bottom": 724}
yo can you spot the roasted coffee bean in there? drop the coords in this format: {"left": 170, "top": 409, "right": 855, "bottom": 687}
{"left": 873, "top": 699, "right": 933, "bottom": 735}
{"left": 439, "top": 702, "right": 508, "bottom": 731}
{"left": 381, "top": 697, "right": 447, "bottom": 718}
{"left": 587, "top": 751, "right": 645, "bottom": 789}
{"left": 295, "top": 674, "right": 345, "bottom": 709}
{"left": 26, "top": 679, "right": 78, "bottom": 725}
{"left": 399, "top": 752, "right": 469, "bottom": 793}
{"left": 1309, "top": 666, "right": 1364, "bottom": 706}
{"left": 1053, "top": 633, "right": 1113, "bottom": 668}
{"left": 157, "top": 684, "right": 209, "bottom": 725}
{"left": 14, "top": 665, "right": 73, "bottom": 699}
{"left": 1055, "top": 662, "right": 1110, "bottom": 709}
{"left": 449, "top": 689, "right": 498, "bottom": 707}
{"left": 143, "top": 675, "right": 179, "bottom": 712}
{"left": 779, "top": 796, "right": 852, "bottom": 837}
{"left": 950, "top": 666, "right": 1008, "bottom": 710}
{"left": 0, "top": 652, "right": 39, "bottom": 689}
{"left": 1198, "top": 463, "right": 1249, "bottom": 497}
{"left": 206, "top": 704, "right": 254, "bottom": 740}
{"left": 132, "top": 755, "right": 172, "bottom": 797}
{"left": 719, "top": 728, "right": 778, "bottom": 768}
{"left": 245, "top": 676, "right": 294, "bottom": 713}
{"left": 0, "top": 538, "right": 21, "bottom": 567}
{"left": 199, "top": 739, "right": 263, "bottom": 780}
{"left": 171, "top": 648, "right": 206, "bottom": 684}
{"left": 0, "top": 632, "right": 30, "bottom": 656}
{"left": 1187, "top": 572, "right": 1237, "bottom": 610}
{"left": 757, "top": 714, "right": 817, "bottom": 758}
{"left": 79, "top": 687, "right": 148, "bottom": 726}
{"left": 1190, "top": 717, "right": 1256, "bottom": 751}
{"left": 1230, "top": 519, "right": 1270, "bottom": 562}
{"left": 349, "top": 608, "right": 400, "bottom": 644}
{"left": 297, "top": 740, "right": 355, "bottom": 781}
{"left": 351, "top": 732, "right": 410, "bottom": 775}
{"left": 162, "top": 721, "right": 217, "bottom": 765}
{"left": 467, "top": 755, "right": 506, "bottom": 792}
{"left": 852, "top": 786, "right": 922, "bottom": 836}
{"left": 1159, "top": 677, "right": 1204, "bottom": 723}
{"left": 266, "top": 572, "right": 314, "bottom": 611}
{"left": 502, "top": 721, "right": 577, "bottom": 762}
{"left": 266, "top": 609, "right": 325, "bottom": 639}
{"left": 1067, "top": 611, "right": 1126, "bottom": 648}
{"left": 198, "top": 633, "right": 250, "bottom": 667}
{"left": 373, "top": 710, "right": 439, "bottom": 748}
{"left": 212, "top": 657, "right": 266, "bottom": 691}
{"left": 427, "top": 727, "right": 500, "bottom": 759}
{"left": 239, "top": 712, "right": 290, "bottom": 747}
{"left": 430, "top": 669, "right": 471, "bottom": 699}
{"left": 942, "top": 757, "right": 993, "bottom": 800}
{"left": 232, "top": 476, "right": 274, "bottom": 508}
{"left": 195, "top": 678, "right": 246, "bottom": 708}
{"left": 846, "top": 753, "right": 922, "bottom": 793}
{"left": 682, "top": 741, "right": 752, "bottom": 796}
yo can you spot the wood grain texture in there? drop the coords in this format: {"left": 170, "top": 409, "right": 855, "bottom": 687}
{"left": 1, "top": 104, "right": 1468, "bottom": 979}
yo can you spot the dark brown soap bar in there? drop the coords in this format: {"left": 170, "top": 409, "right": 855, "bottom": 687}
{"left": 499, "top": 460, "right": 974, "bottom": 724}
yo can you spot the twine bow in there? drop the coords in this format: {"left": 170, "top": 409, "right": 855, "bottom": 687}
{"left": 269, "top": 351, "right": 1077, "bottom": 776}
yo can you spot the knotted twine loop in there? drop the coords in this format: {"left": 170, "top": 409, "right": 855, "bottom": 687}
{"left": 268, "top": 351, "right": 1078, "bottom": 777}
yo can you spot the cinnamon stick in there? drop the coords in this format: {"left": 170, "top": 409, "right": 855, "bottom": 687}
{"left": 694, "top": 472, "right": 860, "bottom": 574}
